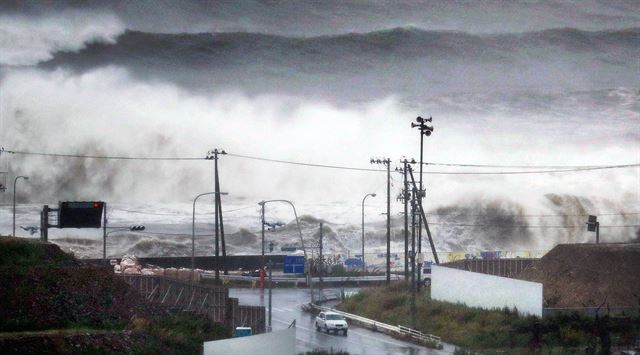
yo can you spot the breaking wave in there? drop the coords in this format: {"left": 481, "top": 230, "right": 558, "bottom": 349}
{"left": 32, "top": 26, "right": 639, "bottom": 103}
{"left": 43, "top": 27, "right": 640, "bottom": 68}
{"left": 0, "top": 10, "right": 124, "bottom": 66}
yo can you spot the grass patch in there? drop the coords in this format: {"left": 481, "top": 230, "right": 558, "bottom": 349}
{"left": 338, "top": 282, "right": 640, "bottom": 352}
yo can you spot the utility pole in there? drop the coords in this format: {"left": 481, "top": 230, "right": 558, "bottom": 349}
{"left": 206, "top": 149, "right": 227, "bottom": 282}
{"left": 411, "top": 116, "right": 433, "bottom": 291}
{"left": 396, "top": 159, "right": 415, "bottom": 281}
{"left": 216, "top": 184, "right": 227, "bottom": 275}
{"left": 403, "top": 162, "right": 409, "bottom": 281}
{"left": 410, "top": 179, "right": 417, "bottom": 328}
{"left": 12, "top": 175, "right": 29, "bottom": 237}
{"left": 371, "top": 158, "right": 392, "bottom": 284}
{"left": 261, "top": 202, "right": 266, "bottom": 269}
{"left": 319, "top": 223, "right": 324, "bottom": 293}
{"left": 102, "top": 203, "right": 108, "bottom": 260}
{"left": 268, "top": 259, "right": 273, "bottom": 332}
{"left": 407, "top": 167, "right": 439, "bottom": 265}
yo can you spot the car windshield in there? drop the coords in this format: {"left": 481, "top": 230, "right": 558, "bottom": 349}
{"left": 326, "top": 314, "right": 343, "bottom": 320}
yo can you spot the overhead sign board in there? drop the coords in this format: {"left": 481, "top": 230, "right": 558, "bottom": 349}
{"left": 58, "top": 201, "right": 104, "bottom": 228}
{"left": 283, "top": 255, "right": 305, "bottom": 274}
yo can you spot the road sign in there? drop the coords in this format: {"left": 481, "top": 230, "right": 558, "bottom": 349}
{"left": 344, "top": 258, "right": 363, "bottom": 268}
{"left": 58, "top": 201, "right": 104, "bottom": 228}
{"left": 283, "top": 255, "right": 305, "bottom": 273}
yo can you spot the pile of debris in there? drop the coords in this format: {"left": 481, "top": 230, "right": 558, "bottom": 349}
{"left": 112, "top": 255, "right": 206, "bottom": 281}
{"left": 517, "top": 243, "right": 640, "bottom": 308}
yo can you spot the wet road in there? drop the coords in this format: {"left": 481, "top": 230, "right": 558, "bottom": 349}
{"left": 230, "top": 288, "right": 454, "bottom": 355}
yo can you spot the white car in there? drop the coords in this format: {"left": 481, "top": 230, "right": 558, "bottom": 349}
{"left": 315, "top": 311, "right": 348, "bottom": 335}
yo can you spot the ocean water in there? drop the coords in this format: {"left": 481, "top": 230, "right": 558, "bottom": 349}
{"left": 1, "top": 2, "right": 638, "bottom": 259}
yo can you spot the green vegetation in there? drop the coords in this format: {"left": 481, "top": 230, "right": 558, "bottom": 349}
{"left": 0, "top": 236, "right": 229, "bottom": 354}
{"left": 338, "top": 282, "right": 640, "bottom": 352}
{"left": 128, "top": 313, "right": 229, "bottom": 354}
{"left": 0, "top": 235, "right": 77, "bottom": 273}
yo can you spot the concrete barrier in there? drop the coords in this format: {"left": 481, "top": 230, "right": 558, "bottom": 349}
{"left": 431, "top": 265, "right": 543, "bottom": 316}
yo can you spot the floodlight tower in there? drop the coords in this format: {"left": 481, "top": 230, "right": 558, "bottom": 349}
{"left": 411, "top": 116, "right": 433, "bottom": 290}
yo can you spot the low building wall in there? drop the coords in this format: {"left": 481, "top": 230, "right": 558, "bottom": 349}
{"left": 431, "top": 265, "right": 543, "bottom": 317}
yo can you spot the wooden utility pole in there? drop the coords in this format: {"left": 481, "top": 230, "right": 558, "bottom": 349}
{"left": 407, "top": 167, "right": 439, "bottom": 265}
{"left": 370, "top": 157, "right": 392, "bottom": 284}
{"left": 207, "top": 149, "right": 227, "bottom": 282}
{"left": 398, "top": 159, "right": 413, "bottom": 281}
{"left": 261, "top": 202, "right": 266, "bottom": 269}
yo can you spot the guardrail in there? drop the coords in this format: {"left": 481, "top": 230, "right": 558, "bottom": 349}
{"left": 201, "top": 274, "right": 403, "bottom": 283}
{"left": 309, "top": 304, "right": 442, "bottom": 349}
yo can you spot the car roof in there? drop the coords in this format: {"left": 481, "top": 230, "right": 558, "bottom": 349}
{"left": 324, "top": 312, "right": 341, "bottom": 315}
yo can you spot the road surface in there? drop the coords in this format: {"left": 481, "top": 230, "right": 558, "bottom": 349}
{"left": 230, "top": 288, "right": 455, "bottom": 355}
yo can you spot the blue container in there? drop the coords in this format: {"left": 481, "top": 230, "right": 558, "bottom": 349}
{"left": 234, "top": 327, "right": 252, "bottom": 337}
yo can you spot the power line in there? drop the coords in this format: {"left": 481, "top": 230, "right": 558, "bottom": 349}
{"left": 429, "top": 223, "right": 640, "bottom": 229}
{"left": 5, "top": 150, "right": 203, "bottom": 161}
{"left": 5, "top": 148, "right": 639, "bottom": 174}
{"left": 423, "top": 162, "right": 636, "bottom": 169}
{"left": 425, "top": 212, "right": 640, "bottom": 218}
{"left": 226, "top": 152, "right": 385, "bottom": 172}
{"left": 136, "top": 231, "right": 214, "bottom": 237}
{"left": 110, "top": 205, "right": 255, "bottom": 216}
{"left": 417, "top": 163, "right": 640, "bottom": 175}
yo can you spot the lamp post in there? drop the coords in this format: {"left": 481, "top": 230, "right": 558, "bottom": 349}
{"left": 12, "top": 175, "right": 29, "bottom": 236}
{"left": 258, "top": 199, "right": 311, "bottom": 300}
{"left": 361, "top": 193, "right": 376, "bottom": 273}
{"left": 258, "top": 200, "right": 306, "bottom": 260}
{"left": 192, "top": 191, "right": 228, "bottom": 283}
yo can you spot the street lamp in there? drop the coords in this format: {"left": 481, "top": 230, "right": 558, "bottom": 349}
{"left": 192, "top": 191, "right": 228, "bottom": 282}
{"left": 258, "top": 200, "right": 306, "bottom": 260}
{"left": 12, "top": 175, "right": 29, "bottom": 237}
{"left": 361, "top": 193, "right": 376, "bottom": 273}
{"left": 258, "top": 199, "right": 313, "bottom": 301}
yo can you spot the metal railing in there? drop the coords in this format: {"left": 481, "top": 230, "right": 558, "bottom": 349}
{"left": 201, "top": 273, "right": 403, "bottom": 283}
{"left": 310, "top": 304, "right": 441, "bottom": 348}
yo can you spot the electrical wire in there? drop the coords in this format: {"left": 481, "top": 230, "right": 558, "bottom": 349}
{"left": 225, "top": 152, "right": 384, "bottom": 172}
{"left": 424, "top": 212, "right": 640, "bottom": 218}
{"left": 5, "top": 148, "right": 640, "bottom": 174}
{"left": 5, "top": 150, "right": 203, "bottom": 161}
{"left": 110, "top": 205, "right": 255, "bottom": 216}
{"left": 417, "top": 163, "right": 640, "bottom": 175}
{"left": 428, "top": 223, "right": 640, "bottom": 228}
{"left": 423, "top": 162, "right": 636, "bottom": 169}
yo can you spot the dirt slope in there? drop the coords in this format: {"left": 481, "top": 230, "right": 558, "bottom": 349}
{"left": 517, "top": 243, "right": 640, "bottom": 308}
